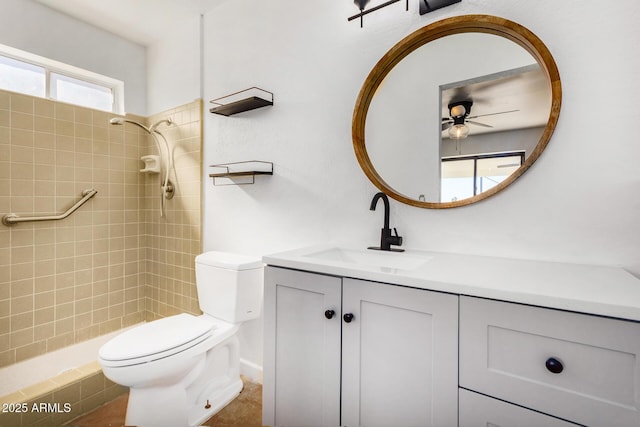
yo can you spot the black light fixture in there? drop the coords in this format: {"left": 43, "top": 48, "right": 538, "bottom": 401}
{"left": 352, "top": 0, "right": 371, "bottom": 28}
{"left": 349, "top": 0, "right": 460, "bottom": 28}
{"left": 354, "top": 0, "right": 370, "bottom": 10}
{"left": 348, "top": 0, "right": 408, "bottom": 28}
{"left": 419, "top": 0, "right": 461, "bottom": 15}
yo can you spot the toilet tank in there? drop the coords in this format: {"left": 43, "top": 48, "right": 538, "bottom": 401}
{"left": 195, "top": 251, "right": 264, "bottom": 323}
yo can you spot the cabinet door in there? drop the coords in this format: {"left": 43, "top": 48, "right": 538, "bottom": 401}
{"left": 459, "top": 389, "right": 580, "bottom": 427}
{"left": 263, "top": 267, "right": 342, "bottom": 427}
{"left": 341, "top": 278, "right": 458, "bottom": 427}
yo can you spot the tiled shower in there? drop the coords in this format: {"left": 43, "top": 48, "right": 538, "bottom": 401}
{"left": 0, "top": 90, "right": 202, "bottom": 368}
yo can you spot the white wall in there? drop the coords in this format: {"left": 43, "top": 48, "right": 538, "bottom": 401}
{"left": 199, "top": 0, "right": 640, "bottom": 370}
{"left": 440, "top": 127, "right": 542, "bottom": 159}
{"left": 146, "top": 14, "right": 202, "bottom": 115}
{"left": 0, "top": 0, "right": 147, "bottom": 114}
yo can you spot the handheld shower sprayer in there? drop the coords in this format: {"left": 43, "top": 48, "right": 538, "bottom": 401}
{"left": 109, "top": 116, "right": 175, "bottom": 217}
{"left": 149, "top": 119, "right": 173, "bottom": 133}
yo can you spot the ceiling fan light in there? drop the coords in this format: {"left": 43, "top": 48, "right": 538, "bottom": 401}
{"left": 449, "top": 124, "right": 469, "bottom": 139}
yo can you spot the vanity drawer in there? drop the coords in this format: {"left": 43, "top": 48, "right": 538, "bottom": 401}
{"left": 459, "top": 296, "right": 640, "bottom": 426}
{"left": 459, "top": 388, "right": 579, "bottom": 427}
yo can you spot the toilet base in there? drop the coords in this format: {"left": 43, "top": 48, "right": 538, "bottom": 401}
{"left": 125, "top": 378, "right": 243, "bottom": 427}
{"left": 123, "top": 333, "right": 243, "bottom": 427}
{"left": 189, "top": 377, "right": 243, "bottom": 426}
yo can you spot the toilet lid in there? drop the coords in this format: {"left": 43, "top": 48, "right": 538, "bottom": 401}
{"left": 99, "top": 313, "right": 214, "bottom": 362}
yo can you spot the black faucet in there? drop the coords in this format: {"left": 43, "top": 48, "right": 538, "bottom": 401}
{"left": 368, "top": 192, "right": 404, "bottom": 252}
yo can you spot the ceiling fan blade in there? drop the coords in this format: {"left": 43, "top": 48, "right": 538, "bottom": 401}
{"left": 441, "top": 122, "right": 452, "bottom": 131}
{"left": 466, "top": 120, "right": 493, "bottom": 128}
{"left": 467, "top": 109, "right": 519, "bottom": 119}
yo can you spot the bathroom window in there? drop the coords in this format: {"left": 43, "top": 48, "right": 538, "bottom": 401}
{"left": 0, "top": 43, "right": 124, "bottom": 113}
{"left": 441, "top": 152, "right": 524, "bottom": 202}
{"left": 0, "top": 55, "right": 46, "bottom": 97}
{"left": 50, "top": 73, "right": 115, "bottom": 112}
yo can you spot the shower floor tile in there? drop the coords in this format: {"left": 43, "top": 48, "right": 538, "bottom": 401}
{"left": 66, "top": 377, "right": 262, "bottom": 427}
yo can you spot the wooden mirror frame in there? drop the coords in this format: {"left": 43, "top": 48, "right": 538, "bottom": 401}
{"left": 352, "top": 15, "right": 562, "bottom": 208}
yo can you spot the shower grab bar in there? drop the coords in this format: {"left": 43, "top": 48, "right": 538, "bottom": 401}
{"left": 2, "top": 188, "right": 98, "bottom": 226}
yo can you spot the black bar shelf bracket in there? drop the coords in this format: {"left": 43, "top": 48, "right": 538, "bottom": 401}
{"left": 209, "top": 161, "right": 274, "bottom": 186}
{"left": 209, "top": 87, "right": 274, "bottom": 116}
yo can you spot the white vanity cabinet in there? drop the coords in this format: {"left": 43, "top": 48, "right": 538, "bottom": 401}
{"left": 263, "top": 245, "right": 640, "bottom": 427}
{"left": 459, "top": 296, "right": 640, "bottom": 426}
{"left": 263, "top": 266, "right": 459, "bottom": 427}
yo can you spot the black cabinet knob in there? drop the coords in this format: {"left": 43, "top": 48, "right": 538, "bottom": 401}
{"left": 343, "top": 313, "right": 354, "bottom": 323}
{"left": 545, "top": 357, "right": 564, "bottom": 374}
{"left": 324, "top": 310, "right": 335, "bottom": 319}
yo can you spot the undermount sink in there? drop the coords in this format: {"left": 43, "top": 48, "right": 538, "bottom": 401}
{"left": 304, "top": 247, "right": 432, "bottom": 271}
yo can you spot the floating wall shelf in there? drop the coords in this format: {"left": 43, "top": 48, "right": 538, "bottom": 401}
{"left": 209, "top": 87, "right": 274, "bottom": 116}
{"left": 209, "top": 161, "right": 273, "bottom": 185}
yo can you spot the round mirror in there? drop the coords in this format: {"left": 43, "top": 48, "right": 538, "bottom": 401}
{"left": 353, "top": 15, "right": 561, "bottom": 208}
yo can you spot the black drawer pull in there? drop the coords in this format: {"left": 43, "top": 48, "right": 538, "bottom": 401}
{"left": 343, "top": 313, "right": 354, "bottom": 323}
{"left": 545, "top": 357, "right": 564, "bottom": 374}
{"left": 324, "top": 310, "right": 335, "bottom": 319}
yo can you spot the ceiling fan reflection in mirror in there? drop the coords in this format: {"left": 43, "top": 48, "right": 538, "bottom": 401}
{"left": 441, "top": 100, "right": 518, "bottom": 139}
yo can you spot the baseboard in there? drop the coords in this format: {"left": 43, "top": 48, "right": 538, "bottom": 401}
{"left": 239, "top": 358, "right": 263, "bottom": 384}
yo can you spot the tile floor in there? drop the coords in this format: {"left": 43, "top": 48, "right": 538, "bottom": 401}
{"left": 65, "top": 377, "right": 262, "bottom": 427}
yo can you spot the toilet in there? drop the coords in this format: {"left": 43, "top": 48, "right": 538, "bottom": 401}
{"left": 98, "top": 251, "right": 263, "bottom": 427}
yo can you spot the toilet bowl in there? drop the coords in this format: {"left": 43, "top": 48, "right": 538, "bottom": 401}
{"left": 98, "top": 251, "right": 263, "bottom": 427}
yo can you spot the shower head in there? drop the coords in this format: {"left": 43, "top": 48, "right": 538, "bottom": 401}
{"left": 110, "top": 117, "right": 173, "bottom": 134}
{"left": 149, "top": 118, "right": 173, "bottom": 133}
{"left": 109, "top": 117, "right": 151, "bottom": 133}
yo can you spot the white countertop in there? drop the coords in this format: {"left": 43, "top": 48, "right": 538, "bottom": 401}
{"left": 263, "top": 245, "right": 640, "bottom": 322}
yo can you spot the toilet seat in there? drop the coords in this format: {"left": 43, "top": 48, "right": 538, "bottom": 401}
{"left": 99, "top": 313, "right": 221, "bottom": 367}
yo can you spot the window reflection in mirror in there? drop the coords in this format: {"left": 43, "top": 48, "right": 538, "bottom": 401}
{"left": 441, "top": 153, "right": 523, "bottom": 203}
